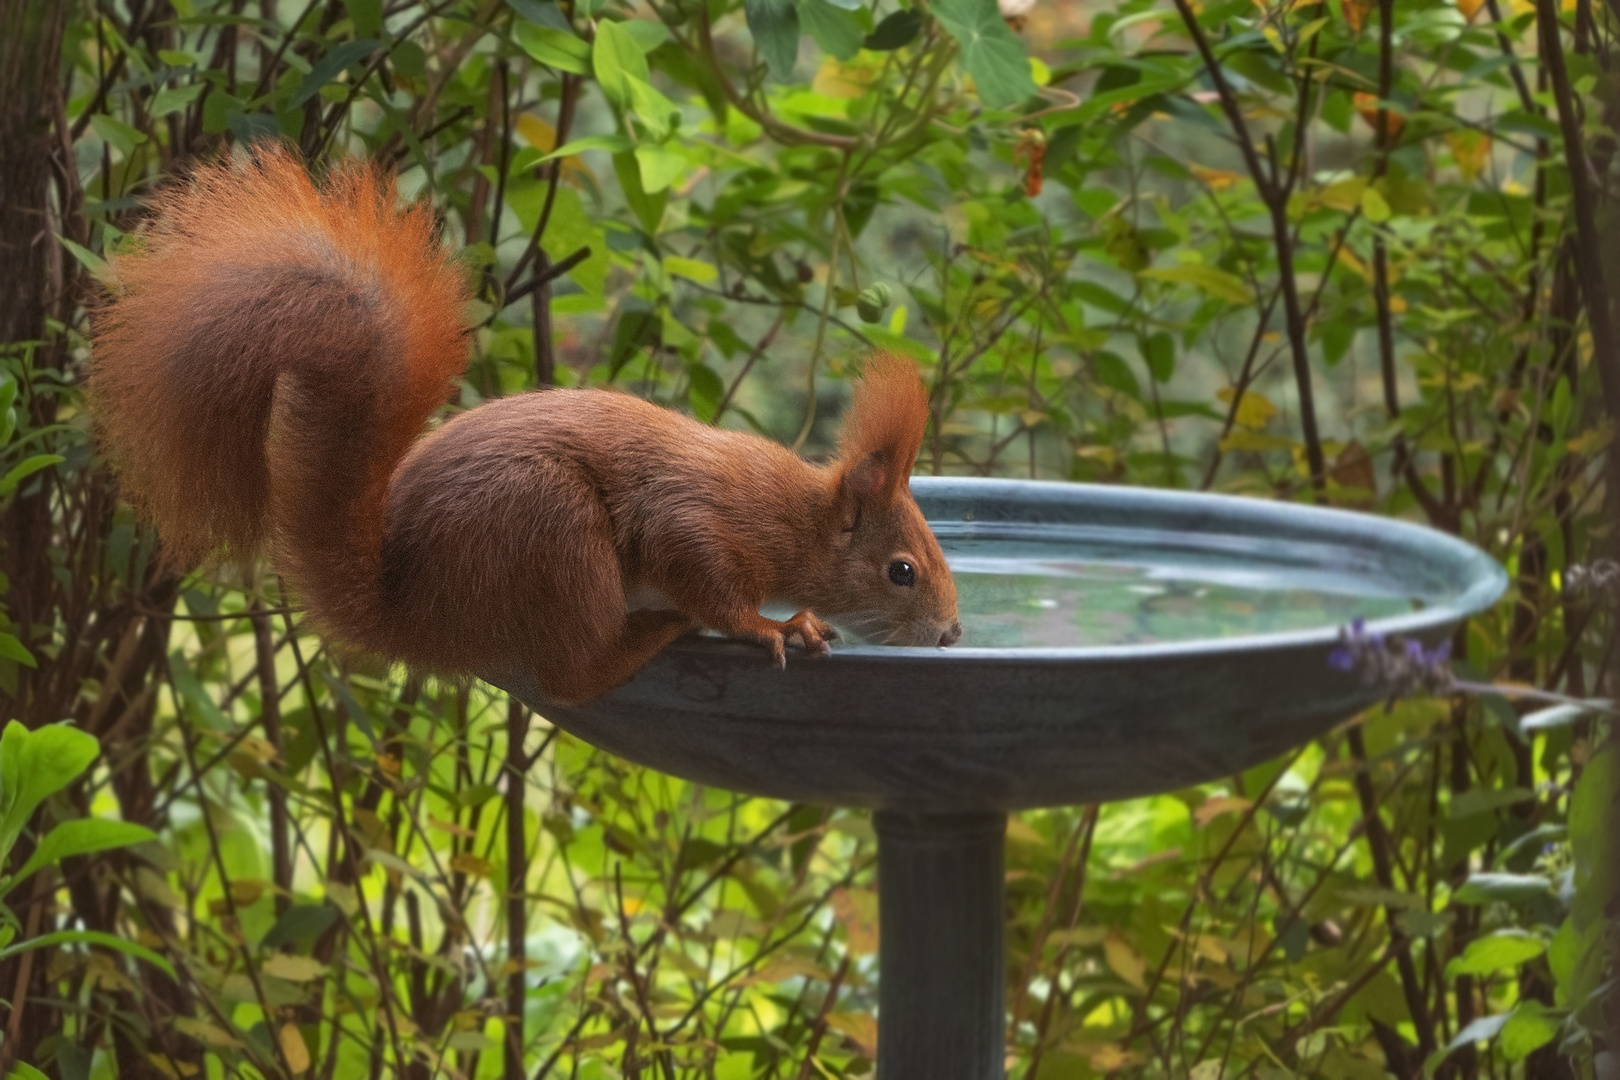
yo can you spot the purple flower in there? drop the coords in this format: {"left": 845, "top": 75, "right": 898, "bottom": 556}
{"left": 1329, "top": 620, "right": 1456, "bottom": 702}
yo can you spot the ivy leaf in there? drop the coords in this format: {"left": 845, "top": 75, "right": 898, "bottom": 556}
{"left": 799, "top": 0, "right": 864, "bottom": 61}
{"left": 865, "top": 9, "right": 921, "bottom": 50}
{"left": 746, "top": 0, "right": 801, "bottom": 80}
{"left": 930, "top": 0, "right": 1035, "bottom": 108}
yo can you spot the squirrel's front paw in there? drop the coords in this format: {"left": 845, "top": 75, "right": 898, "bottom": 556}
{"left": 783, "top": 610, "right": 836, "bottom": 657}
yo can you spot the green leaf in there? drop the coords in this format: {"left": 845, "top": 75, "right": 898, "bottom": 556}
{"left": 665, "top": 256, "right": 718, "bottom": 284}
{"left": 1444, "top": 930, "right": 1547, "bottom": 979}
{"left": 261, "top": 903, "right": 340, "bottom": 951}
{"left": 0, "top": 454, "right": 63, "bottom": 496}
{"left": 1139, "top": 265, "right": 1252, "bottom": 305}
{"left": 635, "top": 143, "right": 685, "bottom": 193}
{"left": 593, "top": 20, "right": 650, "bottom": 109}
{"left": 799, "top": 0, "right": 863, "bottom": 61}
{"left": 865, "top": 8, "right": 921, "bottom": 49}
{"left": 1452, "top": 872, "right": 1556, "bottom": 905}
{"left": 614, "top": 151, "right": 667, "bottom": 234}
{"left": 930, "top": 0, "right": 1036, "bottom": 108}
{"left": 625, "top": 75, "right": 681, "bottom": 139}
{"left": 168, "top": 650, "right": 229, "bottom": 729}
{"left": 1140, "top": 331, "right": 1174, "bottom": 383}
{"left": 89, "top": 114, "right": 147, "bottom": 155}
{"left": 542, "top": 133, "right": 634, "bottom": 160}
{"left": 9, "top": 1062, "right": 48, "bottom": 1080}
{"left": 620, "top": 19, "right": 673, "bottom": 52}
{"left": 537, "top": 188, "right": 609, "bottom": 298}
{"left": 5, "top": 819, "right": 158, "bottom": 897}
{"left": 513, "top": 21, "right": 591, "bottom": 74}
{"left": 746, "top": 0, "right": 801, "bottom": 80}
{"left": 150, "top": 82, "right": 205, "bottom": 117}
{"left": 506, "top": 0, "right": 573, "bottom": 31}
{"left": 0, "top": 634, "right": 35, "bottom": 669}
{"left": 345, "top": 0, "right": 383, "bottom": 36}
{"left": 1447, "top": 785, "right": 1534, "bottom": 819}
{"left": 1360, "top": 186, "right": 1392, "bottom": 223}
{"left": 1499, "top": 1001, "right": 1563, "bottom": 1062}
{"left": 291, "top": 39, "right": 380, "bottom": 107}
{"left": 0, "top": 722, "right": 100, "bottom": 866}
{"left": 0, "top": 928, "right": 174, "bottom": 979}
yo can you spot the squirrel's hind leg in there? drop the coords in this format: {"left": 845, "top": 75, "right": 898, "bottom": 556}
{"left": 541, "top": 608, "right": 698, "bottom": 704}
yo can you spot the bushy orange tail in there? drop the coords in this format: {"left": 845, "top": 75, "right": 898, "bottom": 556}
{"left": 90, "top": 145, "right": 469, "bottom": 645}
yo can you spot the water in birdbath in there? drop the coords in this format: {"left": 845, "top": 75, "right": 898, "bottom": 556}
{"left": 935, "top": 522, "right": 1422, "bottom": 649}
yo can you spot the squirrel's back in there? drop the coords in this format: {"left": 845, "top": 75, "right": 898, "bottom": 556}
{"left": 90, "top": 146, "right": 470, "bottom": 645}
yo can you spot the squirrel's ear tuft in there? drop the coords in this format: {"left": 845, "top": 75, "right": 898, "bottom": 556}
{"left": 835, "top": 353, "right": 929, "bottom": 512}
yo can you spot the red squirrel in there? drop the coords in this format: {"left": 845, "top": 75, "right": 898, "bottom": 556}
{"left": 90, "top": 147, "right": 961, "bottom": 704}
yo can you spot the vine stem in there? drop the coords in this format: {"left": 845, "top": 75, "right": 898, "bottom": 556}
{"left": 792, "top": 157, "right": 854, "bottom": 451}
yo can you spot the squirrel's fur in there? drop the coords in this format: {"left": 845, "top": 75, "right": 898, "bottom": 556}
{"left": 90, "top": 147, "right": 960, "bottom": 703}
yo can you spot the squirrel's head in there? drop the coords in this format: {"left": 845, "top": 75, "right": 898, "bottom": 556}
{"left": 817, "top": 355, "right": 961, "bottom": 648}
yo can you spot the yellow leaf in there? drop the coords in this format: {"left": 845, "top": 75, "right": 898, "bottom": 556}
{"left": 1445, "top": 129, "right": 1491, "bottom": 182}
{"left": 229, "top": 879, "right": 268, "bottom": 906}
{"left": 1340, "top": 0, "right": 1373, "bottom": 32}
{"left": 516, "top": 113, "right": 557, "bottom": 152}
{"left": 174, "top": 1017, "right": 242, "bottom": 1049}
{"left": 1318, "top": 176, "right": 1368, "bottom": 212}
{"left": 1359, "top": 186, "right": 1392, "bottom": 223}
{"left": 664, "top": 256, "right": 718, "bottom": 284}
{"left": 1335, "top": 245, "right": 1372, "bottom": 282}
{"left": 262, "top": 955, "right": 328, "bottom": 982}
{"left": 1005, "top": 817, "right": 1045, "bottom": 848}
{"left": 1192, "top": 794, "right": 1252, "bottom": 827}
{"left": 1087, "top": 1042, "right": 1145, "bottom": 1072}
{"left": 830, "top": 887, "right": 879, "bottom": 956}
{"left": 148, "top": 1054, "right": 200, "bottom": 1078}
{"left": 826, "top": 1012, "right": 878, "bottom": 1057}
{"left": 1190, "top": 164, "right": 1243, "bottom": 191}
{"left": 450, "top": 853, "right": 493, "bottom": 877}
{"left": 1216, "top": 387, "right": 1276, "bottom": 430}
{"left": 428, "top": 814, "right": 477, "bottom": 838}
{"left": 280, "top": 1024, "right": 311, "bottom": 1075}
{"left": 812, "top": 58, "right": 871, "bottom": 99}
{"left": 1104, "top": 932, "right": 1146, "bottom": 990}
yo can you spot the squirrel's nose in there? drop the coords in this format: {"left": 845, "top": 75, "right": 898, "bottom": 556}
{"left": 938, "top": 620, "right": 962, "bottom": 647}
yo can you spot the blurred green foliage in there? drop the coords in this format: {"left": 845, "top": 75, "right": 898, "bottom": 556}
{"left": 0, "top": 0, "right": 1613, "bottom": 1076}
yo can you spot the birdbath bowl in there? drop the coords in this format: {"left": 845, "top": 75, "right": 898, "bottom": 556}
{"left": 489, "top": 477, "right": 1506, "bottom": 1078}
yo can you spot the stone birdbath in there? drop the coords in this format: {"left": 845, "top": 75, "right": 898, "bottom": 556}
{"left": 489, "top": 477, "right": 1507, "bottom": 1079}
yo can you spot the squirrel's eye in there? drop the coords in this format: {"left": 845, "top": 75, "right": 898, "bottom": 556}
{"left": 888, "top": 560, "right": 916, "bottom": 587}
